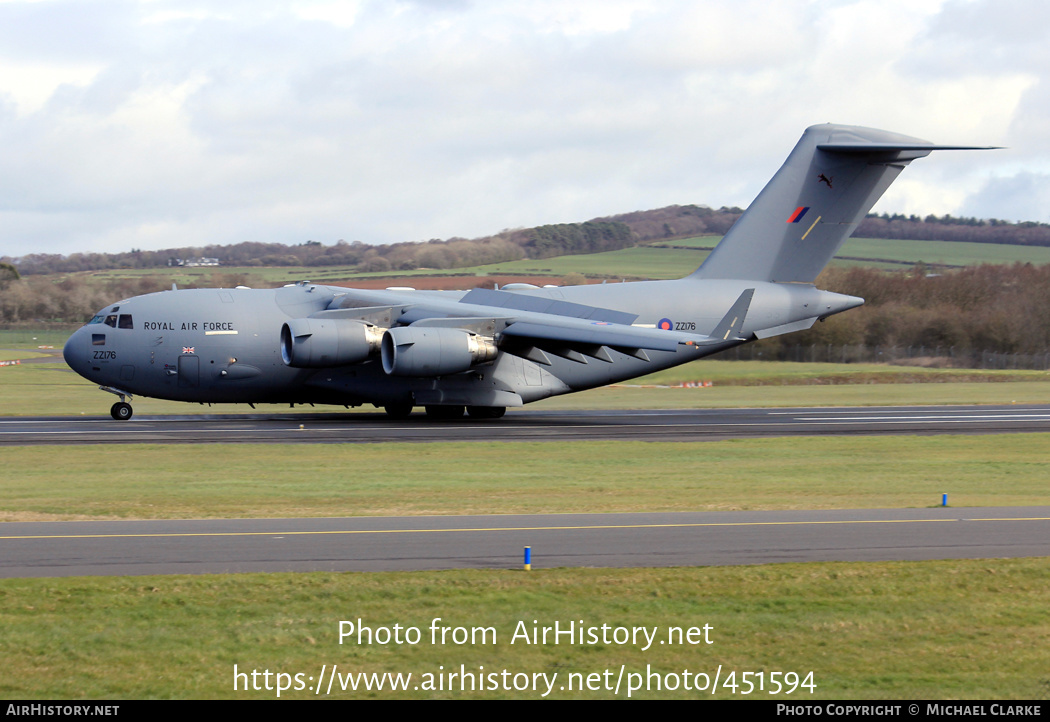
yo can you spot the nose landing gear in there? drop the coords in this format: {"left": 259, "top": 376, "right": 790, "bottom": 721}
{"left": 100, "top": 386, "right": 134, "bottom": 421}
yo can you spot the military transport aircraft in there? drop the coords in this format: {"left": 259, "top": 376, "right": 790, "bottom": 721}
{"left": 63, "top": 124, "right": 993, "bottom": 420}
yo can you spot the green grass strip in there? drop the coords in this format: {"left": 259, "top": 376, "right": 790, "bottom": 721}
{"left": 3, "top": 435, "right": 1048, "bottom": 521}
{"left": 1, "top": 559, "right": 1046, "bottom": 699}
{"left": 4, "top": 357, "right": 1050, "bottom": 417}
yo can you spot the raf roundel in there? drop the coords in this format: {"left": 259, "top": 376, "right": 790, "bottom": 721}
{"left": 657, "top": 318, "right": 673, "bottom": 331}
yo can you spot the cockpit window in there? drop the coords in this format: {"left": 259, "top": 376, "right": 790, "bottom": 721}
{"left": 118, "top": 314, "right": 133, "bottom": 329}
{"left": 104, "top": 315, "right": 117, "bottom": 328}
{"left": 92, "top": 334, "right": 106, "bottom": 346}
{"left": 87, "top": 315, "right": 105, "bottom": 325}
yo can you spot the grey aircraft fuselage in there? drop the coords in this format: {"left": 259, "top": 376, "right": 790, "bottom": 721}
{"left": 62, "top": 124, "right": 994, "bottom": 420}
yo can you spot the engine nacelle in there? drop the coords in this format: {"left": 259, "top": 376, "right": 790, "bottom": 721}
{"left": 281, "top": 318, "right": 383, "bottom": 368}
{"left": 381, "top": 326, "right": 498, "bottom": 377}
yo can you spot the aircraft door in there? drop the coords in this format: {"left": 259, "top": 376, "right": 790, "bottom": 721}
{"left": 178, "top": 355, "right": 200, "bottom": 388}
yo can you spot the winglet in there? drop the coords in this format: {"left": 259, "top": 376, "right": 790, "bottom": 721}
{"left": 705, "top": 289, "right": 754, "bottom": 343}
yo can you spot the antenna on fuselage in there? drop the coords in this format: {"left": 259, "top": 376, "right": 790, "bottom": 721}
{"left": 171, "top": 283, "right": 177, "bottom": 291}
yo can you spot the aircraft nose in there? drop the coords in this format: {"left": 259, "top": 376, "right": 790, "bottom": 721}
{"left": 63, "top": 328, "right": 90, "bottom": 377}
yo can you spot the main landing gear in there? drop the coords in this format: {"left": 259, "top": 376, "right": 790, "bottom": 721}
{"left": 383, "top": 402, "right": 413, "bottom": 419}
{"left": 382, "top": 404, "right": 507, "bottom": 420}
{"left": 466, "top": 406, "right": 506, "bottom": 419}
{"left": 111, "top": 402, "right": 133, "bottom": 420}
{"left": 425, "top": 404, "right": 465, "bottom": 419}
{"left": 424, "top": 405, "right": 507, "bottom": 420}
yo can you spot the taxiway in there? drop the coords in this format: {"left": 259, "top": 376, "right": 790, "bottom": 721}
{"left": 2, "top": 507, "right": 1047, "bottom": 578}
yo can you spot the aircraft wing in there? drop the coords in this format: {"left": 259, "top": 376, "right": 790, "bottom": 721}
{"left": 313, "top": 285, "right": 754, "bottom": 365}
{"left": 409, "top": 287, "right": 753, "bottom": 364}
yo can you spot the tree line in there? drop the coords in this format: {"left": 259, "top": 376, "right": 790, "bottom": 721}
{"left": 4, "top": 261, "right": 1050, "bottom": 358}
{"left": 781, "top": 263, "right": 1050, "bottom": 355}
{"left": 856, "top": 213, "right": 1050, "bottom": 247}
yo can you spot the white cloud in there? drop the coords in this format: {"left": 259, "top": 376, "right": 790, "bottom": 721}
{"left": 0, "top": 61, "right": 104, "bottom": 114}
{"left": 0, "top": 0, "right": 1044, "bottom": 259}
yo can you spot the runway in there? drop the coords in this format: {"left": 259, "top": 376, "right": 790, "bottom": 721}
{"left": 2, "top": 507, "right": 1047, "bottom": 578}
{"left": 4, "top": 404, "right": 1050, "bottom": 445}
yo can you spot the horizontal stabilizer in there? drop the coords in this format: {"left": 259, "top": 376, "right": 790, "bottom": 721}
{"left": 818, "top": 142, "right": 1000, "bottom": 155}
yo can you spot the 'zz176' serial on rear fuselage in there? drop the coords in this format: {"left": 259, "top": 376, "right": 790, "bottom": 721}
{"left": 63, "top": 124, "right": 994, "bottom": 420}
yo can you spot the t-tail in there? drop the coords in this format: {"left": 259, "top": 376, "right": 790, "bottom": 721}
{"left": 691, "top": 124, "right": 996, "bottom": 284}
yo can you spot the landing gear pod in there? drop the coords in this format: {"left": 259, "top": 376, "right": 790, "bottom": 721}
{"left": 281, "top": 318, "right": 384, "bottom": 368}
{"left": 381, "top": 326, "right": 497, "bottom": 377}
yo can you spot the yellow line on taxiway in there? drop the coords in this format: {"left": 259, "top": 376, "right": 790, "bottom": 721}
{"left": 3, "top": 517, "right": 1048, "bottom": 541}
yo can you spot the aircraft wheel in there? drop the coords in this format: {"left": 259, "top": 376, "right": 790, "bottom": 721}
{"left": 425, "top": 405, "right": 465, "bottom": 419}
{"left": 111, "top": 402, "right": 133, "bottom": 421}
{"left": 466, "top": 406, "right": 506, "bottom": 419}
{"left": 384, "top": 403, "right": 413, "bottom": 419}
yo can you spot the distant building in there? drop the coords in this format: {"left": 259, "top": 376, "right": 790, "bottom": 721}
{"left": 169, "top": 257, "right": 221, "bottom": 267}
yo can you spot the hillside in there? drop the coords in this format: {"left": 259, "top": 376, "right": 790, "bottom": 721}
{"left": 5, "top": 205, "right": 1049, "bottom": 276}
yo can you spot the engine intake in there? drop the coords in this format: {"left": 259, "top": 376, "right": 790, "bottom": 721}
{"left": 381, "top": 326, "right": 497, "bottom": 377}
{"left": 281, "top": 318, "right": 383, "bottom": 368}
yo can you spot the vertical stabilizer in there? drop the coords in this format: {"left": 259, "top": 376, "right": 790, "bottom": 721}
{"left": 691, "top": 124, "right": 990, "bottom": 283}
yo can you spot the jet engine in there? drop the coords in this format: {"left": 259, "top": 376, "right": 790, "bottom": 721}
{"left": 381, "top": 326, "right": 498, "bottom": 377}
{"left": 280, "top": 318, "right": 384, "bottom": 368}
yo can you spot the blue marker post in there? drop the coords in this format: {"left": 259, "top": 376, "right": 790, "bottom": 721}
{"left": 942, "top": 493, "right": 948, "bottom": 507}
{"left": 524, "top": 546, "right": 531, "bottom": 571}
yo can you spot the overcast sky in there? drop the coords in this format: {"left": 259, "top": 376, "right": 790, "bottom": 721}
{"left": 1, "top": 0, "right": 1047, "bottom": 258}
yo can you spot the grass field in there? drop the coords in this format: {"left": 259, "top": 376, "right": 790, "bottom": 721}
{"left": 4, "top": 434, "right": 1049, "bottom": 521}
{"left": 84, "top": 246, "right": 712, "bottom": 283}
{"left": 0, "top": 328, "right": 72, "bottom": 348}
{"left": 457, "top": 236, "right": 1050, "bottom": 280}
{"left": 1, "top": 559, "right": 1046, "bottom": 699}
{"left": 836, "top": 238, "right": 1050, "bottom": 267}
{"left": 3, "top": 353, "right": 1050, "bottom": 418}
{"left": 87, "top": 264, "right": 427, "bottom": 286}
{"left": 533, "top": 382, "right": 1050, "bottom": 410}
{"left": 650, "top": 236, "right": 1050, "bottom": 270}
{"left": 465, "top": 246, "right": 708, "bottom": 279}
{"left": 0, "top": 350, "right": 48, "bottom": 362}
{"left": 633, "top": 359, "right": 1050, "bottom": 386}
